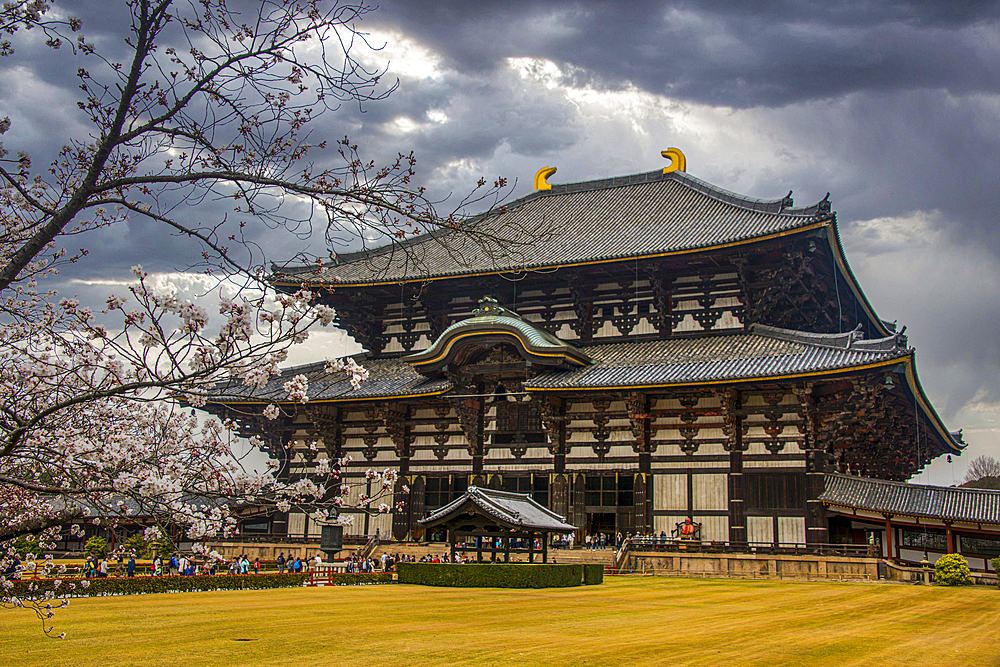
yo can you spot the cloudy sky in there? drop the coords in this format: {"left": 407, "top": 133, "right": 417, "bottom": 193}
{"left": 4, "top": 1, "right": 1000, "bottom": 484}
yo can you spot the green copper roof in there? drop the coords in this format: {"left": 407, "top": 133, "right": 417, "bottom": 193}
{"left": 405, "top": 297, "right": 592, "bottom": 374}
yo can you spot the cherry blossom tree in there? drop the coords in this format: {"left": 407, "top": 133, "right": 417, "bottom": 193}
{"left": 0, "top": 0, "right": 536, "bottom": 634}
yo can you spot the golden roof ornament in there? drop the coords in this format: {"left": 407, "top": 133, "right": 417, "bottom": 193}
{"left": 533, "top": 166, "right": 557, "bottom": 191}
{"left": 661, "top": 147, "right": 686, "bottom": 174}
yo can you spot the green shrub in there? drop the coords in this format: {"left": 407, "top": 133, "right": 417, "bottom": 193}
{"left": 934, "top": 553, "right": 973, "bottom": 586}
{"left": 990, "top": 556, "right": 1000, "bottom": 575}
{"left": 121, "top": 532, "right": 149, "bottom": 558}
{"left": 312, "top": 572, "right": 393, "bottom": 586}
{"left": 9, "top": 573, "right": 309, "bottom": 599}
{"left": 83, "top": 536, "right": 107, "bottom": 558}
{"left": 396, "top": 563, "right": 584, "bottom": 588}
{"left": 583, "top": 563, "right": 604, "bottom": 585}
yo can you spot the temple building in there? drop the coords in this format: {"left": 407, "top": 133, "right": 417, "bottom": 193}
{"left": 202, "top": 153, "right": 979, "bottom": 559}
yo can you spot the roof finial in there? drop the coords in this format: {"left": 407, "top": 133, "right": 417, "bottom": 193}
{"left": 533, "top": 166, "right": 557, "bottom": 191}
{"left": 661, "top": 147, "right": 687, "bottom": 174}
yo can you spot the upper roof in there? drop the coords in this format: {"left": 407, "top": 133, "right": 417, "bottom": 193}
{"left": 273, "top": 168, "right": 833, "bottom": 287}
{"left": 820, "top": 473, "right": 1000, "bottom": 525}
{"left": 420, "top": 486, "right": 577, "bottom": 532}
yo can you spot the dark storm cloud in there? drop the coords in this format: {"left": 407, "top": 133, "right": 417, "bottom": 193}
{"left": 367, "top": 0, "right": 1000, "bottom": 107}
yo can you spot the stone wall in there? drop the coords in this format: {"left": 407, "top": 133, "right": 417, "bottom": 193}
{"left": 625, "top": 551, "right": 880, "bottom": 582}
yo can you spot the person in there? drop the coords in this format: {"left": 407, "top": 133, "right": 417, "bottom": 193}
{"left": 314, "top": 553, "right": 323, "bottom": 569}
{"left": 277, "top": 552, "right": 286, "bottom": 573}
{"left": 126, "top": 554, "right": 136, "bottom": 577}
{"left": 292, "top": 557, "right": 302, "bottom": 573}
{"left": 3, "top": 553, "right": 21, "bottom": 580}
{"left": 253, "top": 557, "right": 260, "bottom": 574}
{"left": 240, "top": 555, "right": 249, "bottom": 574}
{"left": 98, "top": 557, "right": 108, "bottom": 578}
{"left": 178, "top": 555, "right": 188, "bottom": 575}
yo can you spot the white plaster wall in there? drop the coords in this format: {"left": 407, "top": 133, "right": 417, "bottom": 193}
{"left": 693, "top": 474, "right": 728, "bottom": 511}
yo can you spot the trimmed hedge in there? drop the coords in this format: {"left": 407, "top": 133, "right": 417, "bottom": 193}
{"left": 312, "top": 572, "right": 393, "bottom": 586}
{"left": 8, "top": 573, "right": 308, "bottom": 598}
{"left": 583, "top": 563, "right": 604, "bottom": 585}
{"left": 396, "top": 562, "right": 586, "bottom": 588}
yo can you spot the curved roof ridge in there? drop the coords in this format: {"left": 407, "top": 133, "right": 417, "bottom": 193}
{"left": 750, "top": 323, "right": 906, "bottom": 352}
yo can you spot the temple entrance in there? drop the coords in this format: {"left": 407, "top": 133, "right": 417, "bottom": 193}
{"left": 587, "top": 512, "right": 616, "bottom": 536}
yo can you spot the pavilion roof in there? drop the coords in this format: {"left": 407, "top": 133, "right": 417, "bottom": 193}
{"left": 820, "top": 473, "right": 1000, "bottom": 525}
{"left": 272, "top": 168, "right": 831, "bottom": 287}
{"left": 420, "top": 486, "right": 577, "bottom": 533}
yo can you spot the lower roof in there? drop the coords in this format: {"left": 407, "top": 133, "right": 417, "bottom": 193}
{"left": 820, "top": 473, "right": 1000, "bottom": 525}
{"left": 207, "top": 325, "right": 907, "bottom": 405}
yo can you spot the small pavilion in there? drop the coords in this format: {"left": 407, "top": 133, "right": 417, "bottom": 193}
{"left": 419, "top": 487, "right": 577, "bottom": 564}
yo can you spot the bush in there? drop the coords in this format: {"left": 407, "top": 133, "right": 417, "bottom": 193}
{"left": 83, "top": 536, "right": 107, "bottom": 558}
{"left": 310, "top": 572, "right": 393, "bottom": 586}
{"left": 121, "top": 533, "right": 149, "bottom": 558}
{"left": 396, "top": 563, "right": 584, "bottom": 588}
{"left": 583, "top": 563, "right": 604, "bottom": 585}
{"left": 934, "top": 554, "right": 973, "bottom": 586}
{"left": 8, "top": 573, "right": 309, "bottom": 599}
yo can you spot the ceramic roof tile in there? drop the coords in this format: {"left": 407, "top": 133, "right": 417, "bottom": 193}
{"left": 275, "top": 170, "right": 828, "bottom": 285}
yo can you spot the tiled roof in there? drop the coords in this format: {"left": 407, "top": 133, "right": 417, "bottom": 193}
{"left": 820, "top": 473, "right": 1000, "bottom": 525}
{"left": 207, "top": 325, "right": 908, "bottom": 403}
{"left": 420, "top": 486, "right": 577, "bottom": 532}
{"left": 523, "top": 324, "right": 907, "bottom": 390}
{"left": 207, "top": 357, "right": 452, "bottom": 404}
{"left": 274, "top": 169, "right": 831, "bottom": 286}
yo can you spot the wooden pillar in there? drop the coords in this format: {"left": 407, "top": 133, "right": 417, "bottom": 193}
{"left": 946, "top": 523, "right": 955, "bottom": 554}
{"left": 528, "top": 534, "right": 535, "bottom": 563}
{"left": 724, "top": 390, "right": 747, "bottom": 547}
{"left": 476, "top": 536, "right": 483, "bottom": 563}
{"left": 504, "top": 535, "right": 511, "bottom": 563}
{"left": 884, "top": 515, "right": 894, "bottom": 560}
{"left": 542, "top": 532, "right": 548, "bottom": 563}
{"left": 449, "top": 531, "right": 455, "bottom": 563}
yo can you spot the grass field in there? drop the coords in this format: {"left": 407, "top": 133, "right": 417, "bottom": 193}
{"left": 3, "top": 577, "right": 998, "bottom": 667}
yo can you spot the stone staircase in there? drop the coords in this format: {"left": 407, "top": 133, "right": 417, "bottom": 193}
{"left": 541, "top": 549, "right": 615, "bottom": 566}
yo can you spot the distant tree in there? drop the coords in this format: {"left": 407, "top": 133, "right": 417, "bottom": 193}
{"left": 83, "top": 535, "right": 107, "bottom": 558}
{"left": 961, "top": 455, "right": 1000, "bottom": 490}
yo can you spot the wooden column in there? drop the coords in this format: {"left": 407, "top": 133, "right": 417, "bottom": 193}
{"left": 797, "top": 386, "right": 829, "bottom": 546}
{"left": 542, "top": 533, "right": 548, "bottom": 564}
{"left": 884, "top": 515, "right": 894, "bottom": 560}
{"left": 722, "top": 390, "right": 747, "bottom": 547}
{"left": 528, "top": 534, "right": 535, "bottom": 563}
{"left": 946, "top": 523, "right": 955, "bottom": 554}
{"left": 504, "top": 535, "right": 511, "bottom": 563}
{"left": 628, "top": 392, "right": 653, "bottom": 534}
{"left": 449, "top": 531, "right": 456, "bottom": 563}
